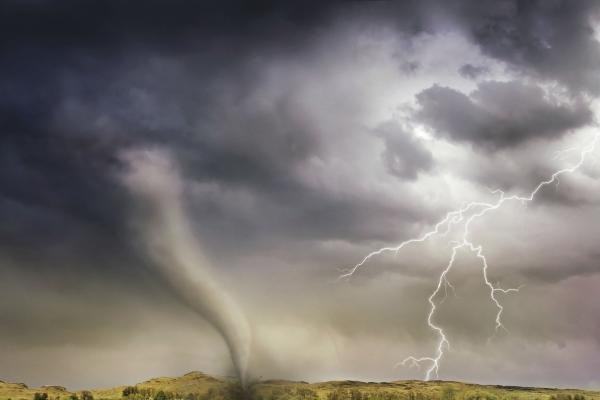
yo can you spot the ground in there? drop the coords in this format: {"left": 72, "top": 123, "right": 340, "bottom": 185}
{"left": 1, "top": 372, "right": 599, "bottom": 400}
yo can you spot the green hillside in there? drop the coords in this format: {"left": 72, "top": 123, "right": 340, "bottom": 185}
{"left": 1, "top": 372, "right": 599, "bottom": 400}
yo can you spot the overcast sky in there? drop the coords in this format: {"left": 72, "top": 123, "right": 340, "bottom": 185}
{"left": 2, "top": 0, "right": 600, "bottom": 391}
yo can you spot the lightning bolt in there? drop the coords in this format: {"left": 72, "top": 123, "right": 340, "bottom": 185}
{"left": 339, "top": 132, "right": 599, "bottom": 380}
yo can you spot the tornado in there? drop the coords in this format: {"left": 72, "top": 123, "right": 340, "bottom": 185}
{"left": 119, "top": 148, "right": 251, "bottom": 386}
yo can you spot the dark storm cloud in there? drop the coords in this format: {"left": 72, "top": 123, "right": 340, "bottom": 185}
{"left": 0, "top": 0, "right": 429, "bottom": 265}
{"left": 377, "top": 122, "right": 434, "bottom": 180}
{"left": 5, "top": 0, "right": 595, "bottom": 264}
{"left": 54, "top": 58, "right": 431, "bottom": 251}
{"left": 415, "top": 81, "right": 593, "bottom": 150}
{"left": 447, "top": 0, "right": 600, "bottom": 94}
{"left": 1, "top": 0, "right": 594, "bottom": 259}
{"left": 0, "top": 0, "right": 341, "bottom": 52}
{"left": 458, "top": 64, "right": 489, "bottom": 80}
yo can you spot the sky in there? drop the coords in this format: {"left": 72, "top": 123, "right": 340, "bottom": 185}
{"left": 2, "top": 0, "right": 600, "bottom": 391}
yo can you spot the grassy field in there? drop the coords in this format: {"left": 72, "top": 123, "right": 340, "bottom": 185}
{"left": 1, "top": 372, "right": 599, "bottom": 400}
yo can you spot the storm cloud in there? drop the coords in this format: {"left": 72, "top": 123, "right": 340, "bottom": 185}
{"left": 377, "top": 122, "right": 434, "bottom": 180}
{"left": 415, "top": 81, "right": 593, "bottom": 150}
{"left": 450, "top": 0, "right": 600, "bottom": 94}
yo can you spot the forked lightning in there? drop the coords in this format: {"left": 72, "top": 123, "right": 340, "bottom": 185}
{"left": 340, "top": 133, "right": 600, "bottom": 380}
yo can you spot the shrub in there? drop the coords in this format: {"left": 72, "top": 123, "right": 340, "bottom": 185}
{"left": 327, "top": 389, "right": 347, "bottom": 400}
{"left": 81, "top": 391, "right": 94, "bottom": 400}
{"left": 296, "top": 388, "right": 318, "bottom": 400}
{"left": 442, "top": 389, "right": 455, "bottom": 400}
{"left": 154, "top": 391, "right": 168, "bottom": 400}
{"left": 123, "top": 387, "right": 139, "bottom": 397}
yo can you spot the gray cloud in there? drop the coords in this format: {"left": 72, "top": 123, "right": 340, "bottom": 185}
{"left": 377, "top": 122, "right": 434, "bottom": 180}
{"left": 415, "top": 81, "right": 593, "bottom": 150}
{"left": 448, "top": 0, "right": 600, "bottom": 94}
{"left": 458, "top": 64, "right": 489, "bottom": 80}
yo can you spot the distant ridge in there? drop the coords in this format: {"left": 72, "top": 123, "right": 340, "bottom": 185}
{"left": 1, "top": 372, "right": 598, "bottom": 400}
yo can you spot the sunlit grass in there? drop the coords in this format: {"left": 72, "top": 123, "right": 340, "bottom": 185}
{"left": 1, "top": 373, "right": 599, "bottom": 400}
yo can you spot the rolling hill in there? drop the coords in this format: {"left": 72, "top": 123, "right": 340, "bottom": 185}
{"left": 1, "top": 372, "right": 598, "bottom": 400}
